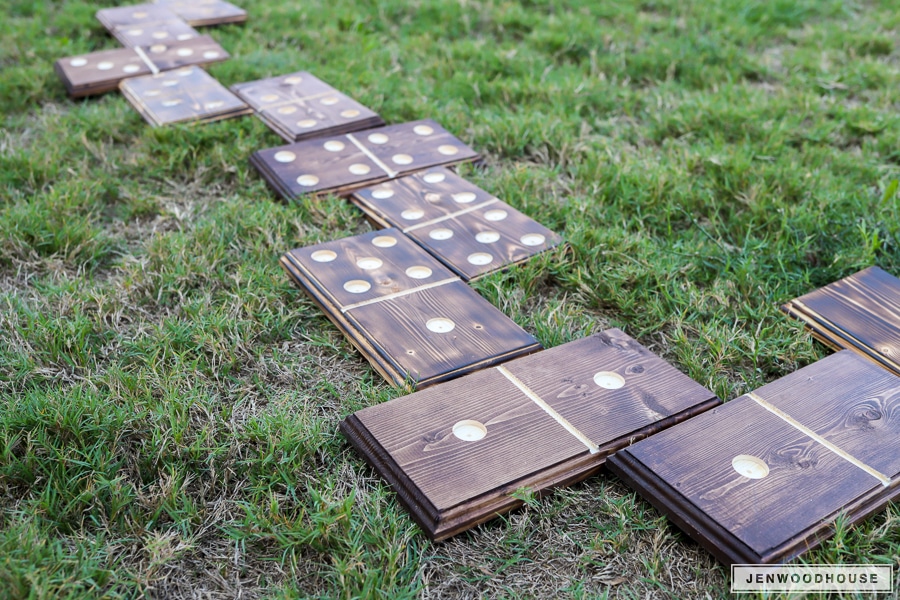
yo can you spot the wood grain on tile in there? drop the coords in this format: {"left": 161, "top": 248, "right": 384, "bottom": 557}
{"left": 350, "top": 168, "right": 563, "bottom": 279}
{"left": 608, "top": 350, "right": 900, "bottom": 565}
{"left": 342, "top": 329, "right": 720, "bottom": 540}
{"left": 783, "top": 266, "right": 900, "bottom": 376}
{"left": 232, "top": 71, "right": 382, "bottom": 142}
{"left": 281, "top": 228, "right": 539, "bottom": 388}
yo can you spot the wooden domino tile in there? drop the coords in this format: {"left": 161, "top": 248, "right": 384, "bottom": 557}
{"left": 251, "top": 120, "right": 480, "bottom": 199}
{"left": 783, "top": 266, "right": 900, "bottom": 376}
{"left": 280, "top": 228, "right": 540, "bottom": 388}
{"left": 119, "top": 66, "right": 251, "bottom": 127}
{"left": 231, "top": 71, "right": 383, "bottom": 142}
{"left": 607, "top": 350, "right": 900, "bottom": 565}
{"left": 341, "top": 329, "right": 720, "bottom": 540}
{"left": 153, "top": 0, "right": 247, "bottom": 27}
{"left": 96, "top": 3, "right": 199, "bottom": 48}
{"left": 350, "top": 168, "right": 563, "bottom": 280}
{"left": 54, "top": 36, "right": 229, "bottom": 98}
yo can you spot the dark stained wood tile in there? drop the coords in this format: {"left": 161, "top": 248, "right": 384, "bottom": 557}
{"left": 96, "top": 4, "right": 199, "bottom": 48}
{"left": 231, "top": 72, "right": 340, "bottom": 111}
{"left": 54, "top": 36, "right": 229, "bottom": 98}
{"left": 350, "top": 168, "right": 563, "bottom": 280}
{"left": 783, "top": 266, "right": 900, "bottom": 376}
{"left": 96, "top": 3, "right": 179, "bottom": 29}
{"left": 111, "top": 19, "right": 199, "bottom": 48}
{"left": 363, "top": 123, "right": 477, "bottom": 176}
{"left": 341, "top": 329, "right": 719, "bottom": 540}
{"left": 254, "top": 135, "right": 381, "bottom": 198}
{"left": 231, "top": 71, "right": 383, "bottom": 142}
{"left": 508, "top": 330, "right": 719, "bottom": 446}
{"left": 252, "top": 120, "right": 479, "bottom": 199}
{"left": 757, "top": 350, "right": 900, "bottom": 479}
{"left": 345, "top": 279, "right": 540, "bottom": 385}
{"left": 613, "top": 396, "right": 877, "bottom": 562}
{"left": 119, "top": 66, "right": 251, "bottom": 127}
{"left": 608, "top": 350, "right": 900, "bottom": 565}
{"left": 256, "top": 101, "right": 382, "bottom": 143}
{"left": 55, "top": 47, "right": 151, "bottom": 97}
{"left": 353, "top": 366, "right": 587, "bottom": 513}
{"left": 404, "top": 204, "right": 561, "bottom": 280}
{"left": 351, "top": 168, "right": 498, "bottom": 226}
{"left": 281, "top": 228, "right": 539, "bottom": 388}
{"left": 282, "top": 228, "right": 457, "bottom": 310}
{"left": 153, "top": 0, "right": 247, "bottom": 26}
{"left": 145, "top": 36, "right": 230, "bottom": 70}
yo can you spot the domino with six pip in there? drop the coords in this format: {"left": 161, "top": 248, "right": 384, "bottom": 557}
{"left": 351, "top": 168, "right": 563, "bottom": 280}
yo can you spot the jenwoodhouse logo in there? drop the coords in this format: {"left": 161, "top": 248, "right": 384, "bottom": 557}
{"left": 731, "top": 564, "right": 893, "bottom": 593}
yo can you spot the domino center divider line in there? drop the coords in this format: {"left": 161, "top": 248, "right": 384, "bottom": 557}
{"left": 747, "top": 392, "right": 890, "bottom": 486}
{"left": 402, "top": 198, "right": 500, "bottom": 233}
{"left": 133, "top": 47, "right": 160, "bottom": 74}
{"left": 496, "top": 365, "right": 600, "bottom": 454}
{"left": 346, "top": 133, "right": 399, "bottom": 178}
{"left": 339, "top": 277, "right": 459, "bottom": 313}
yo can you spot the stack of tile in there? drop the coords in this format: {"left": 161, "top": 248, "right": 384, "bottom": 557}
{"left": 231, "top": 71, "right": 384, "bottom": 142}
{"left": 782, "top": 266, "right": 900, "bottom": 376}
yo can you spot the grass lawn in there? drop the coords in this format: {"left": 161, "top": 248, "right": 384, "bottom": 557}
{"left": 2, "top": 0, "right": 900, "bottom": 597}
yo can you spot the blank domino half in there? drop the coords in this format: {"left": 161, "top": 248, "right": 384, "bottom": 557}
{"left": 608, "top": 350, "right": 900, "bottom": 565}
{"left": 251, "top": 120, "right": 480, "bottom": 199}
{"left": 280, "top": 228, "right": 540, "bottom": 388}
{"left": 120, "top": 66, "right": 252, "bottom": 127}
{"left": 350, "top": 168, "right": 563, "bottom": 280}
{"left": 54, "top": 36, "right": 229, "bottom": 98}
{"left": 231, "top": 71, "right": 383, "bottom": 142}
{"left": 341, "top": 329, "right": 720, "bottom": 540}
